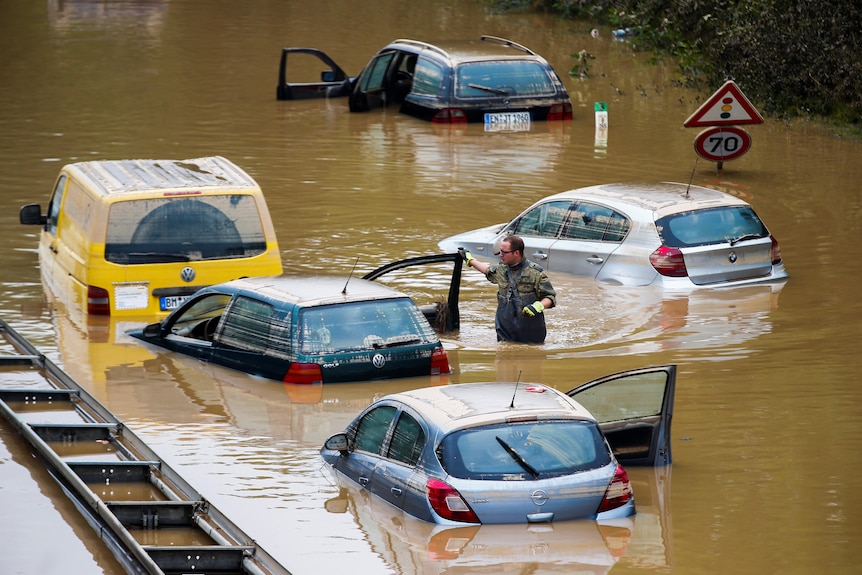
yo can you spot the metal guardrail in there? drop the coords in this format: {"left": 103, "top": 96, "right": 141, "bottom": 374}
{"left": 0, "top": 318, "right": 291, "bottom": 575}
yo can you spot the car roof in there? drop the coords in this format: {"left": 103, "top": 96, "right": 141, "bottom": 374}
{"left": 387, "top": 382, "right": 596, "bottom": 434}
{"left": 213, "top": 275, "right": 410, "bottom": 307}
{"left": 387, "top": 36, "right": 547, "bottom": 65}
{"left": 545, "top": 181, "right": 751, "bottom": 219}
{"left": 64, "top": 156, "right": 259, "bottom": 197}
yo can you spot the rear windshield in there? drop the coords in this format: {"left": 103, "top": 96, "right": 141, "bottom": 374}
{"left": 104, "top": 195, "right": 267, "bottom": 264}
{"left": 437, "top": 420, "right": 611, "bottom": 481}
{"left": 299, "top": 298, "right": 439, "bottom": 355}
{"left": 656, "top": 206, "right": 769, "bottom": 248}
{"left": 455, "top": 60, "right": 557, "bottom": 98}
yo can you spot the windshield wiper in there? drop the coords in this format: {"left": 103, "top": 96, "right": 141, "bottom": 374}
{"left": 729, "top": 233, "right": 763, "bottom": 246}
{"left": 495, "top": 436, "right": 539, "bottom": 478}
{"left": 124, "top": 252, "right": 191, "bottom": 263}
{"left": 468, "top": 83, "right": 510, "bottom": 96}
{"left": 373, "top": 335, "right": 422, "bottom": 348}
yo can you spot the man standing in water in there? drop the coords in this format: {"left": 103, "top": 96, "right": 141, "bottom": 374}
{"left": 460, "top": 235, "right": 556, "bottom": 343}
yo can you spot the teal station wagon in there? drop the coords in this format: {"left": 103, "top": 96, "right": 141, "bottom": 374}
{"left": 128, "top": 275, "right": 451, "bottom": 384}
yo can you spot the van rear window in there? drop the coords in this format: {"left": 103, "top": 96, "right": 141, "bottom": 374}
{"left": 104, "top": 195, "right": 267, "bottom": 264}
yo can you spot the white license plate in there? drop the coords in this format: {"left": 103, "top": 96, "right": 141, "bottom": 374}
{"left": 484, "top": 111, "right": 531, "bottom": 131}
{"left": 160, "top": 295, "right": 189, "bottom": 311}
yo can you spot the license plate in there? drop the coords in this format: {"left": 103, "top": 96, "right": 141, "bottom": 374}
{"left": 160, "top": 295, "right": 189, "bottom": 311}
{"left": 484, "top": 111, "right": 531, "bottom": 131}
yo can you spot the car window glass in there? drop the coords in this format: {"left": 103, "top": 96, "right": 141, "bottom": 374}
{"left": 514, "top": 200, "right": 572, "bottom": 237}
{"left": 298, "top": 298, "right": 437, "bottom": 354}
{"left": 168, "top": 293, "right": 232, "bottom": 336}
{"left": 387, "top": 412, "right": 425, "bottom": 466}
{"left": 104, "top": 195, "right": 267, "bottom": 264}
{"left": 218, "top": 296, "right": 274, "bottom": 353}
{"left": 572, "top": 371, "right": 668, "bottom": 424}
{"left": 354, "top": 405, "right": 397, "bottom": 455}
{"left": 438, "top": 421, "right": 610, "bottom": 480}
{"left": 656, "top": 206, "right": 768, "bottom": 247}
{"left": 46, "top": 175, "right": 67, "bottom": 235}
{"left": 359, "top": 52, "right": 395, "bottom": 92}
{"left": 563, "top": 202, "right": 630, "bottom": 242}
{"left": 455, "top": 60, "right": 556, "bottom": 98}
{"left": 411, "top": 58, "right": 444, "bottom": 96}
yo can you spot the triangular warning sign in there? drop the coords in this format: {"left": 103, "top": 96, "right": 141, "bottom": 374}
{"left": 684, "top": 80, "right": 764, "bottom": 127}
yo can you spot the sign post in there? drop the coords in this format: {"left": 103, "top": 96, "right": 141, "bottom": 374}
{"left": 684, "top": 80, "right": 763, "bottom": 169}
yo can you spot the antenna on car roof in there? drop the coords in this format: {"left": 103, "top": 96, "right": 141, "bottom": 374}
{"left": 509, "top": 370, "right": 523, "bottom": 409}
{"left": 342, "top": 257, "right": 360, "bottom": 294}
{"left": 684, "top": 157, "right": 699, "bottom": 199}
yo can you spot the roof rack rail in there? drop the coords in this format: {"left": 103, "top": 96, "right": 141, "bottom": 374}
{"left": 480, "top": 35, "right": 535, "bottom": 55}
{"left": 391, "top": 38, "right": 449, "bottom": 58}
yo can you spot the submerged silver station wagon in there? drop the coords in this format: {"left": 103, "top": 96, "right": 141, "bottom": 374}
{"left": 439, "top": 182, "right": 788, "bottom": 288}
{"left": 322, "top": 365, "right": 675, "bottom": 525}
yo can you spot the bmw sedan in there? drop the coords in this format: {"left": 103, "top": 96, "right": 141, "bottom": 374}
{"left": 321, "top": 365, "right": 675, "bottom": 525}
{"left": 276, "top": 35, "right": 572, "bottom": 127}
{"left": 438, "top": 182, "right": 788, "bottom": 288}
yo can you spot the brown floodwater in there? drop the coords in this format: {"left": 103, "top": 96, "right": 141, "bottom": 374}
{"left": 1, "top": 1, "right": 861, "bottom": 574}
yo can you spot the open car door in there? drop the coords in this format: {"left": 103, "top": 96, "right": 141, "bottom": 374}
{"left": 566, "top": 365, "right": 675, "bottom": 466}
{"left": 276, "top": 48, "right": 352, "bottom": 100}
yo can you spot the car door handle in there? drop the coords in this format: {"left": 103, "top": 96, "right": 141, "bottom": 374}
{"left": 49, "top": 244, "right": 58, "bottom": 254}
{"left": 390, "top": 487, "right": 402, "bottom": 498}
{"left": 358, "top": 476, "right": 369, "bottom": 486}
{"left": 586, "top": 256, "right": 604, "bottom": 264}
{"left": 531, "top": 252, "right": 548, "bottom": 260}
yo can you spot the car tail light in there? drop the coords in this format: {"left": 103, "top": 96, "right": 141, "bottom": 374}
{"left": 432, "top": 109, "right": 467, "bottom": 124}
{"left": 770, "top": 235, "right": 782, "bottom": 264}
{"left": 426, "top": 478, "right": 479, "bottom": 523}
{"left": 649, "top": 245, "right": 688, "bottom": 277}
{"left": 87, "top": 286, "right": 111, "bottom": 315}
{"left": 430, "top": 346, "right": 450, "bottom": 375}
{"left": 597, "top": 465, "right": 633, "bottom": 513}
{"left": 283, "top": 363, "right": 323, "bottom": 385}
{"left": 547, "top": 102, "right": 573, "bottom": 121}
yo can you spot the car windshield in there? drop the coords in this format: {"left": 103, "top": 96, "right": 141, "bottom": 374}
{"left": 455, "top": 60, "right": 556, "bottom": 98}
{"left": 299, "top": 298, "right": 438, "bottom": 354}
{"left": 104, "top": 195, "right": 268, "bottom": 264}
{"left": 437, "top": 420, "right": 611, "bottom": 481}
{"left": 656, "top": 206, "right": 769, "bottom": 248}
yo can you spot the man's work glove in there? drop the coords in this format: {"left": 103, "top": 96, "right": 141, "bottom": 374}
{"left": 458, "top": 247, "right": 475, "bottom": 266}
{"left": 523, "top": 301, "right": 545, "bottom": 317}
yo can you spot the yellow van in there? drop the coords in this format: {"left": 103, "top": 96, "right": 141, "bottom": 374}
{"left": 20, "top": 156, "right": 283, "bottom": 317}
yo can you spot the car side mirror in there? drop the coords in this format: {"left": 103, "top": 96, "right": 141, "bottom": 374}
{"left": 20, "top": 204, "right": 47, "bottom": 226}
{"left": 324, "top": 432, "right": 350, "bottom": 456}
{"left": 142, "top": 322, "right": 164, "bottom": 338}
{"left": 321, "top": 70, "right": 335, "bottom": 82}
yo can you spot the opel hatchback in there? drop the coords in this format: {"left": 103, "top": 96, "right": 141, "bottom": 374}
{"left": 128, "top": 275, "right": 451, "bottom": 384}
{"left": 321, "top": 365, "right": 675, "bottom": 524}
{"left": 439, "top": 182, "right": 787, "bottom": 287}
{"left": 277, "top": 35, "right": 572, "bottom": 127}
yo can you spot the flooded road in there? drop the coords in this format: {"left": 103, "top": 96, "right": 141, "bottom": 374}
{"left": 2, "top": 1, "right": 861, "bottom": 574}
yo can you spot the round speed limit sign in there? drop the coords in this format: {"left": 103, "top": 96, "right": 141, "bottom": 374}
{"left": 693, "top": 126, "right": 752, "bottom": 162}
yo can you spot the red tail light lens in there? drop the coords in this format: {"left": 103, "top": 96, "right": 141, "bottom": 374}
{"left": 432, "top": 109, "right": 467, "bottom": 124}
{"left": 87, "top": 286, "right": 111, "bottom": 315}
{"left": 597, "top": 465, "right": 633, "bottom": 513}
{"left": 649, "top": 245, "right": 688, "bottom": 277}
{"left": 430, "top": 346, "right": 450, "bottom": 375}
{"left": 283, "top": 363, "right": 323, "bottom": 385}
{"left": 547, "top": 102, "right": 573, "bottom": 121}
{"left": 426, "top": 478, "right": 479, "bottom": 523}
{"left": 770, "top": 235, "right": 782, "bottom": 264}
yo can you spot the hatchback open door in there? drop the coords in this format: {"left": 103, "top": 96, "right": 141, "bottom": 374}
{"left": 566, "top": 365, "right": 675, "bottom": 466}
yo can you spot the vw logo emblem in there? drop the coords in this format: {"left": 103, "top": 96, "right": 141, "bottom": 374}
{"left": 372, "top": 353, "right": 386, "bottom": 369}
{"left": 180, "top": 267, "right": 196, "bottom": 282}
{"left": 530, "top": 489, "right": 549, "bottom": 506}
{"left": 728, "top": 251, "right": 738, "bottom": 263}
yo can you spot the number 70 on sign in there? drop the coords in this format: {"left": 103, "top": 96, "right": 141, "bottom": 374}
{"left": 693, "top": 126, "right": 752, "bottom": 162}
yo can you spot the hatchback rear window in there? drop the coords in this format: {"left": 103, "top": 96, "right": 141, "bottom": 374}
{"left": 105, "top": 195, "right": 268, "bottom": 264}
{"left": 299, "top": 298, "right": 438, "bottom": 354}
{"left": 455, "top": 61, "right": 556, "bottom": 98}
{"left": 656, "top": 206, "right": 768, "bottom": 248}
{"left": 437, "top": 420, "right": 611, "bottom": 481}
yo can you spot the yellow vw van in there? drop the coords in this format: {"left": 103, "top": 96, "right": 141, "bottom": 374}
{"left": 20, "top": 156, "right": 283, "bottom": 317}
